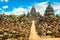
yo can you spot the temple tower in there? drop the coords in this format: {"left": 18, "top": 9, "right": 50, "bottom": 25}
{"left": 27, "top": 6, "right": 41, "bottom": 20}
{"left": 44, "top": 4, "right": 54, "bottom": 16}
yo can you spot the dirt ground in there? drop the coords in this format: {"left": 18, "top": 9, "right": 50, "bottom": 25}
{"left": 29, "top": 38, "right": 60, "bottom": 40}
{"left": 42, "top": 38, "right": 60, "bottom": 40}
{"left": 29, "top": 21, "right": 60, "bottom": 40}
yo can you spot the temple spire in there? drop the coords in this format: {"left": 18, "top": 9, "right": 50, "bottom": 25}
{"left": 30, "top": 5, "right": 36, "bottom": 14}
{"left": 44, "top": 3, "right": 54, "bottom": 16}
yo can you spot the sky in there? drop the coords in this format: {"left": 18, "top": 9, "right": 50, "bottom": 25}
{"left": 0, "top": 0, "right": 60, "bottom": 15}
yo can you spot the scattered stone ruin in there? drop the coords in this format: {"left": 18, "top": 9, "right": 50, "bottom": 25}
{"left": 0, "top": 4, "right": 60, "bottom": 40}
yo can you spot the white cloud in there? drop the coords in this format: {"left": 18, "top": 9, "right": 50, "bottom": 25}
{"left": 0, "top": 0, "right": 3, "bottom": 2}
{"left": 11, "top": 8, "right": 28, "bottom": 15}
{"left": 5, "top": 0, "right": 8, "bottom": 2}
{"left": 2, "top": 5, "right": 8, "bottom": 9}
{"left": 26, "top": 1, "right": 48, "bottom": 16}
{"left": 3, "top": 2, "right": 60, "bottom": 16}
{"left": 3, "top": 2, "right": 48, "bottom": 15}
{"left": 0, "top": 0, "right": 8, "bottom": 2}
{"left": 4, "top": 7, "right": 28, "bottom": 15}
{"left": 34, "top": 2, "right": 60, "bottom": 15}
{"left": 34, "top": 2, "right": 48, "bottom": 16}
{"left": 4, "top": 12, "right": 11, "bottom": 15}
{"left": 52, "top": 3, "right": 60, "bottom": 15}
{"left": 0, "top": 8, "right": 2, "bottom": 10}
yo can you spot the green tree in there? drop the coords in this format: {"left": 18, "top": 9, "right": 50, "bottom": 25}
{"left": 10, "top": 14, "right": 16, "bottom": 19}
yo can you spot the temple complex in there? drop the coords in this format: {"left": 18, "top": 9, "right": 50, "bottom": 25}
{"left": 0, "top": 4, "right": 60, "bottom": 40}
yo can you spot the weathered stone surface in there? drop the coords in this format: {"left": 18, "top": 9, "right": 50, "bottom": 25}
{"left": 0, "top": 4, "right": 60, "bottom": 40}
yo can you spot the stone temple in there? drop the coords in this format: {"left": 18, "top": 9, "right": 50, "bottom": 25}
{"left": 0, "top": 4, "right": 60, "bottom": 40}
{"left": 44, "top": 4, "right": 54, "bottom": 17}
{"left": 27, "top": 6, "right": 41, "bottom": 21}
